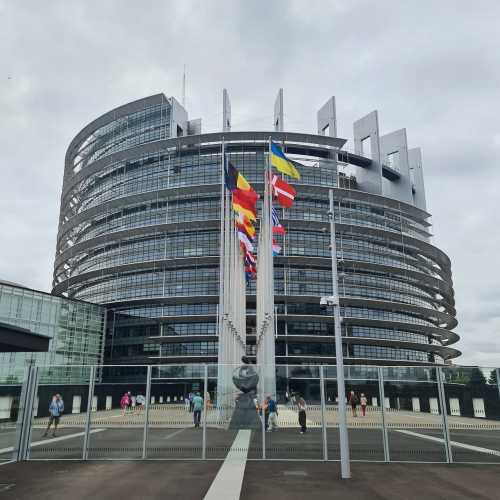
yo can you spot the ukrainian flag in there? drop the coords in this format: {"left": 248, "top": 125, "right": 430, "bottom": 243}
{"left": 271, "top": 141, "right": 301, "bottom": 180}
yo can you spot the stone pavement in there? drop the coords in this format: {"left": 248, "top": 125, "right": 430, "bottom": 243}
{"left": 29, "top": 404, "right": 500, "bottom": 430}
{"left": 1, "top": 461, "right": 500, "bottom": 500}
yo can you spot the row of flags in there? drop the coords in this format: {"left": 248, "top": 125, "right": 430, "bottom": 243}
{"left": 270, "top": 142, "right": 299, "bottom": 261}
{"left": 224, "top": 141, "right": 301, "bottom": 283}
{"left": 224, "top": 162, "right": 259, "bottom": 282}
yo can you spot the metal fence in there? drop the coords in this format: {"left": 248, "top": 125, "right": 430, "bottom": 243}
{"left": 1, "top": 363, "right": 500, "bottom": 464}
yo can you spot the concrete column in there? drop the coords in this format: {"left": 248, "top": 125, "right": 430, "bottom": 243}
{"left": 409, "top": 147, "right": 427, "bottom": 211}
{"left": 380, "top": 128, "right": 413, "bottom": 204}
{"left": 353, "top": 111, "right": 382, "bottom": 194}
{"left": 411, "top": 397, "right": 421, "bottom": 412}
{"left": 429, "top": 397, "right": 439, "bottom": 415}
{"left": 317, "top": 97, "right": 337, "bottom": 137}
{"left": 449, "top": 397, "right": 460, "bottom": 416}
{"left": 472, "top": 398, "right": 485, "bottom": 418}
{"left": 72, "top": 395, "right": 82, "bottom": 414}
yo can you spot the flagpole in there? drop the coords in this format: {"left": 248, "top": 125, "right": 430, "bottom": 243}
{"left": 267, "top": 137, "right": 276, "bottom": 399}
{"left": 217, "top": 138, "right": 226, "bottom": 407}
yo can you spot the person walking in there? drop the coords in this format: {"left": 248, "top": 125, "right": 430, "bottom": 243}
{"left": 348, "top": 390, "right": 359, "bottom": 417}
{"left": 120, "top": 392, "right": 130, "bottom": 416}
{"left": 297, "top": 397, "right": 307, "bottom": 434}
{"left": 188, "top": 392, "right": 194, "bottom": 413}
{"left": 43, "top": 394, "right": 64, "bottom": 437}
{"left": 266, "top": 395, "right": 278, "bottom": 432}
{"left": 192, "top": 392, "right": 203, "bottom": 428}
{"left": 258, "top": 397, "right": 269, "bottom": 430}
{"left": 135, "top": 393, "right": 146, "bottom": 414}
{"left": 360, "top": 393, "right": 368, "bottom": 417}
{"left": 184, "top": 395, "right": 190, "bottom": 411}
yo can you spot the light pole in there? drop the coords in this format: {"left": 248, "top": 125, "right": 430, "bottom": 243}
{"left": 326, "top": 188, "right": 351, "bottom": 478}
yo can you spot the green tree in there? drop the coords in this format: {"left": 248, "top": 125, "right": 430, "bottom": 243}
{"left": 488, "top": 369, "right": 499, "bottom": 386}
{"left": 469, "top": 367, "right": 487, "bottom": 386}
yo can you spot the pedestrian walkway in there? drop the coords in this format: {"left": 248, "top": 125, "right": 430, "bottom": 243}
{"left": 1, "top": 460, "right": 500, "bottom": 499}
{"left": 204, "top": 430, "right": 251, "bottom": 500}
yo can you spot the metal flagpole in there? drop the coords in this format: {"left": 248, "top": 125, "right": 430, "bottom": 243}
{"left": 266, "top": 137, "right": 276, "bottom": 398}
{"left": 217, "top": 139, "right": 226, "bottom": 408}
{"left": 329, "top": 188, "right": 351, "bottom": 479}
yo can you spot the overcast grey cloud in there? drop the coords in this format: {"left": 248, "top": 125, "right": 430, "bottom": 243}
{"left": 1, "top": 0, "right": 499, "bottom": 366}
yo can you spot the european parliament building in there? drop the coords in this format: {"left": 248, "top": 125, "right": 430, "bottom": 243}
{"left": 52, "top": 91, "right": 460, "bottom": 369}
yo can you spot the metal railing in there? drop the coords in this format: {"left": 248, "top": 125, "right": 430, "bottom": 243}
{"left": 1, "top": 363, "right": 500, "bottom": 464}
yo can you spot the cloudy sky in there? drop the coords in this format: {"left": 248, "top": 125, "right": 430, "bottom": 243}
{"left": 1, "top": 1, "right": 499, "bottom": 366}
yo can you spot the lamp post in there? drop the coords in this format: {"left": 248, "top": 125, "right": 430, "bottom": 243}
{"left": 327, "top": 188, "right": 351, "bottom": 479}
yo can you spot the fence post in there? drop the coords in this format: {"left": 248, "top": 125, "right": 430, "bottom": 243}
{"left": 319, "top": 366, "right": 328, "bottom": 461}
{"left": 377, "top": 367, "right": 390, "bottom": 462}
{"left": 261, "top": 365, "right": 266, "bottom": 459}
{"left": 24, "top": 366, "right": 39, "bottom": 461}
{"left": 12, "top": 362, "right": 34, "bottom": 462}
{"left": 142, "top": 365, "right": 152, "bottom": 459}
{"left": 202, "top": 365, "right": 208, "bottom": 460}
{"left": 82, "top": 365, "right": 96, "bottom": 460}
{"left": 437, "top": 367, "right": 453, "bottom": 463}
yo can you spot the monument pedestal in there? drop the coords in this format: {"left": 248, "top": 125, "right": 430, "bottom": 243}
{"left": 229, "top": 391, "right": 261, "bottom": 430}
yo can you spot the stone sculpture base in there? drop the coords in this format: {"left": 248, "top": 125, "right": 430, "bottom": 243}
{"left": 229, "top": 391, "right": 261, "bottom": 430}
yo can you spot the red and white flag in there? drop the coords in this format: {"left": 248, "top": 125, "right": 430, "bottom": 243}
{"left": 270, "top": 173, "right": 296, "bottom": 209}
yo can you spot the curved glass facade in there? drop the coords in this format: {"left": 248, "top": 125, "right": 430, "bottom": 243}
{"left": 53, "top": 94, "right": 459, "bottom": 367}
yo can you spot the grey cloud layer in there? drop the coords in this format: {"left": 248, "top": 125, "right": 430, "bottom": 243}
{"left": 1, "top": 0, "right": 499, "bottom": 365}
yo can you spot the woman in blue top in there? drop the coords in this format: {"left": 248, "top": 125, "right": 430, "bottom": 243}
{"left": 43, "top": 394, "right": 64, "bottom": 437}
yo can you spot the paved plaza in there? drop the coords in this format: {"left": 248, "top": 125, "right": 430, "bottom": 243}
{"left": 2, "top": 404, "right": 500, "bottom": 464}
{"left": 1, "top": 461, "right": 500, "bottom": 499}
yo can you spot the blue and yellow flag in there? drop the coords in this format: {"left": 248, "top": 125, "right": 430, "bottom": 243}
{"left": 271, "top": 142, "right": 301, "bottom": 180}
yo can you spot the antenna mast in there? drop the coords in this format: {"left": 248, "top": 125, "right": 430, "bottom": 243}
{"left": 182, "top": 65, "right": 186, "bottom": 107}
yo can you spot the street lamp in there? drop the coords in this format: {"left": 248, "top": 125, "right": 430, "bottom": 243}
{"left": 322, "top": 188, "right": 351, "bottom": 479}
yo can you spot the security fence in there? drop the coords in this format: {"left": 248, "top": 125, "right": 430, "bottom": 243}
{"left": 1, "top": 363, "right": 500, "bottom": 464}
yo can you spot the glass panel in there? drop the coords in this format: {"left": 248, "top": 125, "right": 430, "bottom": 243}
{"left": 146, "top": 364, "right": 204, "bottom": 459}
{"left": 29, "top": 366, "right": 92, "bottom": 459}
{"left": 443, "top": 366, "right": 500, "bottom": 463}
{"left": 261, "top": 365, "right": 323, "bottom": 460}
{"left": 324, "top": 366, "right": 384, "bottom": 461}
{"left": 383, "top": 366, "right": 446, "bottom": 462}
{"left": 88, "top": 365, "right": 147, "bottom": 459}
{"left": 346, "top": 366, "right": 383, "bottom": 461}
{"left": 0, "top": 364, "right": 27, "bottom": 463}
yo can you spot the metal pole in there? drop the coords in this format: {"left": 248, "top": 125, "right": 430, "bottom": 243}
{"left": 437, "top": 367, "right": 453, "bottom": 463}
{"left": 13, "top": 362, "right": 34, "bottom": 462}
{"left": 202, "top": 365, "right": 208, "bottom": 459}
{"left": 329, "top": 189, "right": 350, "bottom": 479}
{"left": 319, "top": 366, "right": 328, "bottom": 461}
{"left": 496, "top": 368, "right": 500, "bottom": 401}
{"left": 82, "top": 366, "right": 96, "bottom": 460}
{"left": 217, "top": 139, "right": 226, "bottom": 406}
{"left": 142, "top": 365, "right": 152, "bottom": 459}
{"left": 377, "top": 367, "right": 390, "bottom": 462}
{"left": 261, "top": 365, "right": 266, "bottom": 459}
{"left": 24, "top": 366, "right": 39, "bottom": 461}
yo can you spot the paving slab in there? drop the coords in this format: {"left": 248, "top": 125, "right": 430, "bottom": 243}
{"left": 241, "top": 462, "right": 500, "bottom": 500}
{"left": 0, "top": 461, "right": 220, "bottom": 500}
